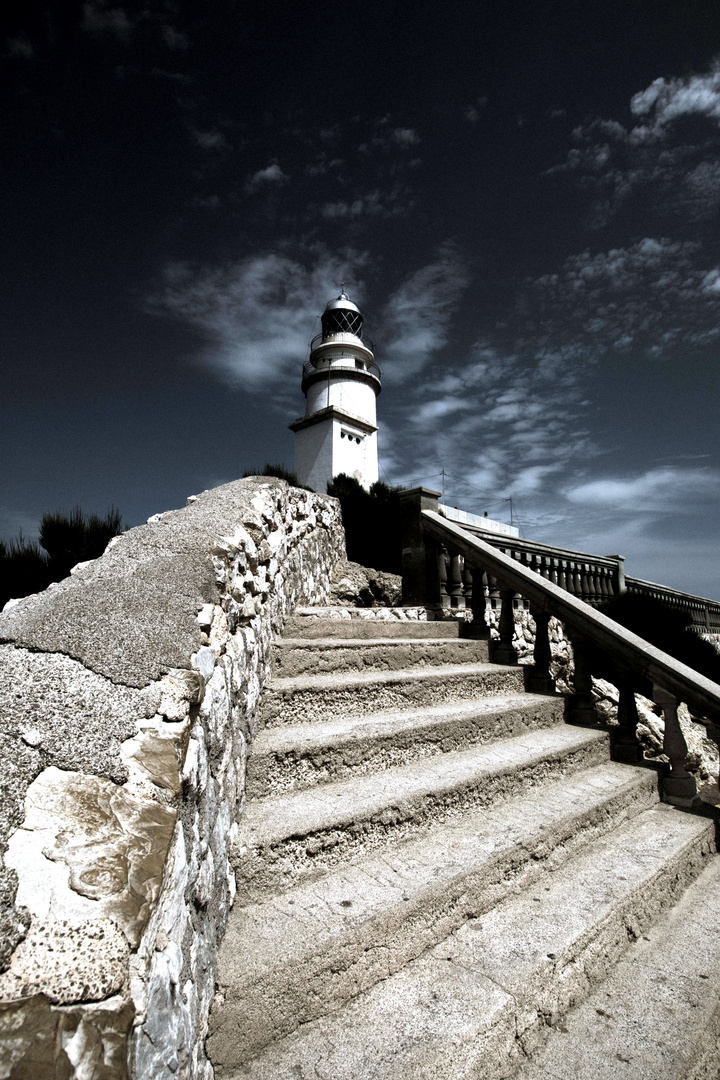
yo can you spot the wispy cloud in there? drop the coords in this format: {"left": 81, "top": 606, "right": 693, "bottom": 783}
{"left": 81, "top": 1, "right": 133, "bottom": 41}
{"left": 6, "top": 34, "right": 34, "bottom": 59}
{"left": 518, "top": 237, "right": 720, "bottom": 357}
{"left": 246, "top": 162, "right": 287, "bottom": 191}
{"left": 565, "top": 466, "right": 720, "bottom": 510}
{"left": 148, "top": 249, "right": 367, "bottom": 392}
{"left": 161, "top": 23, "right": 188, "bottom": 51}
{"left": 549, "top": 56, "right": 720, "bottom": 227}
{"left": 319, "top": 187, "right": 408, "bottom": 219}
{"left": 380, "top": 248, "right": 469, "bottom": 381}
{"left": 193, "top": 128, "right": 227, "bottom": 151}
{"left": 386, "top": 336, "right": 592, "bottom": 520}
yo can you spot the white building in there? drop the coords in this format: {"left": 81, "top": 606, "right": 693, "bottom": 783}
{"left": 290, "top": 289, "right": 381, "bottom": 492}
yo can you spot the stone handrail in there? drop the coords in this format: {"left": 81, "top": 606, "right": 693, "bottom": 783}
{"left": 411, "top": 503, "right": 720, "bottom": 805}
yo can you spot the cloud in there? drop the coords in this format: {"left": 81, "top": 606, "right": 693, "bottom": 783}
{"left": 384, "top": 334, "right": 593, "bottom": 524}
{"left": 464, "top": 97, "right": 489, "bottom": 124}
{"left": 630, "top": 64, "right": 720, "bottom": 133}
{"left": 565, "top": 466, "right": 720, "bottom": 511}
{"left": 148, "top": 249, "right": 367, "bottom": 392}
{"left": 7, "top": 34, "right": 34, "bottom": 59}
{"left": 193, "top": 128, "right": 227, "bottom": 150}
{"left": 380, "top": 249, "right": 469, "bottom": 381}
{"left": 549, "top": 57, "right": 720, "bottom": 227}
{"left": 319, "top": 188, "right": 408, "bottom": 219}
{"left": 161, "top": 24, "right": 189, "bottom": 51}
{"left": 246, "top": 162, "right": 287, "bottom": 191}
{"left": 519, "top": 237, "right": 720, "bottom": 358}
{"left": 81, "top": 1, "right": 133, "bottom": 41}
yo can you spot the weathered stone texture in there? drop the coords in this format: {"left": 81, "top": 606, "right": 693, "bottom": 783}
{"left": 328, "top": 559, "right": 402, "bottom": 607}
{"left": 0, "top": 478, "right": 345, "bottom": 1079}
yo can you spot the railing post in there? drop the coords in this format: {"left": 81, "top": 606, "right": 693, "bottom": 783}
{"left": 400, "top": 487, "right": 442, "bottom": 606}
{"left": 702, "top": 719, "right": 720, "bottom": 797}
{"left": 438, "top": 545, "right": 450, "bottom": 608}
{"left": 605, "top": 554, "right": 625, "bottom": 597}
{"left": 493, "top": 587, "right": 517, "bottom": 665}
{"left": 448, "top": 552, "right": 465, "bottom": 608}
{"left": 612, "top": 675, "right": 643, "bottom": 763}
{"left": 526, "top": 606, "right": 554, "bottom": 694}
{"left": 569, "top": 638, "right": 596, "bottom": 723}
{"left": 467, "top": 567, "right": 491, "bottom": 639}
{"left": 653, "top": 685, "right": 697, "bottom": 806}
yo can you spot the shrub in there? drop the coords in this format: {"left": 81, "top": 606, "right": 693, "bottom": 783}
{"left": 242, "top": 463, "right": 313, "bottom": 490}
{"left": 0, "top": 506, "right": 125, "bottom": 610}
{"left": 326, "top": 474, "right": 402, "bottom": 575}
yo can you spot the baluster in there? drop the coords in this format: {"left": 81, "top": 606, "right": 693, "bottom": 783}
{"left": 540, "top": 555, "right": 551, "bottom": 580}
{"left": 468, "top": 567, "right": 490, "bottom": 638}
{"left": 569, "top": 638, "right": 595, "bottom": 723}
{"left": 557, "top": 560, "right": 567, "bottom": 591}
{"left": 462, "top": 557, "right": 473, "bottom": 607}
{"left": 612, "top": 675, "right": 643, "bottom": 763}
{"left": 549, "top": 557, "right": 559, "bottom": 586}
{"left": 580, "top": 564, "right": 591, "bottom": 603}
{"left": 527, "top": 606, "right": 554, "bottom": 694}
{"left": 588, "top": 567, "right": 599, "bottom": 604}
{"left": 437, "top": 545, "right": 450, "bottom": 609}
{"left": 599, "top": 568, "right": 609, "bottom": 600}
{"left": 566, "top": 561, "right": 575, "bottom": 595}
{"left": 575, "top": 563, "right": 584, "bottom": 596}
{"left": 493, "top": 586, "right": 518, "bottom": 665}
{"left": 488, "top": 574, "right": 500, "bottom": 611}
{"left": 448, "top": 551, "right": 465, "bottom": 609}
{"left": 653, "top": 686, "right": 697, "bottom": 805}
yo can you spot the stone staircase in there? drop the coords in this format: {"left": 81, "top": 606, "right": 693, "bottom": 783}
{"left": 206, "top": 608, "right": 720, "bottom": 1080}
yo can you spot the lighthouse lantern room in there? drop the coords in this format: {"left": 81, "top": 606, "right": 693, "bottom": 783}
{"left": 290, "top": 288, "right": 381, "bottom": 492}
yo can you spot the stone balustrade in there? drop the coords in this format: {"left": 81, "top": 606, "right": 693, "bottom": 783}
{"left": 400, "top": 487, "right": 720, "bottom": 806}
{"left": 625, "top": 575, "right": 720, "bottom": 632}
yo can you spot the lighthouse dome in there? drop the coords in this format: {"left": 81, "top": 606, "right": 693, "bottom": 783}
{"left": 321, "top": 288, "right": 363, "bottom": 338}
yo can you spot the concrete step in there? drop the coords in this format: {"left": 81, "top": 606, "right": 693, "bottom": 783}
{"left": 259, "top": 662, "right": 526, "bottom": 727}
{"left": 232, "top": 724, "right": 610, "bottom": 905}
{"left": 211, "top": 806, "right": 716, "bottom": 1079}
{"left": 246, "top": 692, "right": 565, "bottom": 798}
{"left": 209, "top": 762, "right": 659, "bottom": 1066}
{"left": 283, "top": 608, "right": 462, "bottom": 639}
{"left": 272, "top": 635, "right": 490, "bottom": 677}
{"left": 514, "top": 855, "right": 720, "bottom": 1080}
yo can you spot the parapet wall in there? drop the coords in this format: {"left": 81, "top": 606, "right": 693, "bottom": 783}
{"left": 0, "top": 478, "right": 345, "bottom": 1078}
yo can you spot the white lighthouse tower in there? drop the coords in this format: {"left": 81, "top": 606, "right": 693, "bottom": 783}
{"left": 290, "top": 288, "right": 381, "bottom": 493}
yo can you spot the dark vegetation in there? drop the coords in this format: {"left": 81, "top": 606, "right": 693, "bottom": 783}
{"left": 242, "top": 463, "right": 313, "bottom": 490}
{"left": 0, "top": 507, "right": 124, "bottom": 611}
{"left": 326, "top": 474, "right": 402, "bottom": 575}
{"left": 597, "top": 592, "right": 720, "bottom": 685}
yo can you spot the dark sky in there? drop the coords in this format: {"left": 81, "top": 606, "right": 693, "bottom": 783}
{"left": 3, "top": 0, "right": 720, "bottom": 597}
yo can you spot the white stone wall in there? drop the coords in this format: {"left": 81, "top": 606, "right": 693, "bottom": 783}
{"left": 294, "top": 416, "right": 334, "bottom": 492}
{"left": 305, "top": 372, "right": 377, "bottom": 423}
{"left": 0, "top": 479, "right": 345, "bottom": 1079}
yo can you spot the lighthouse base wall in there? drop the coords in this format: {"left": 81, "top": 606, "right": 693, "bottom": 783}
{"left": 294, "top": 412, "right": 378, "bottom": 493}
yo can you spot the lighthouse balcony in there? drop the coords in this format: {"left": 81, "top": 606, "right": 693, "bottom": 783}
{"left": 301, "top": 357, "right": 382, "bottom": 395}
{"left": 310, "top": 331, "right": 375, "bottom": 354}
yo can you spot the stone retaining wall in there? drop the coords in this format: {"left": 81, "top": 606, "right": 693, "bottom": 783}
{"left": 0, "top": 478, "right": 345, "bottom": 1079}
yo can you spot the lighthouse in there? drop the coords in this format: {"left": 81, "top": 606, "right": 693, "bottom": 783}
{"left": 290, "top": 288, "right": 381, "bottom": 492}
